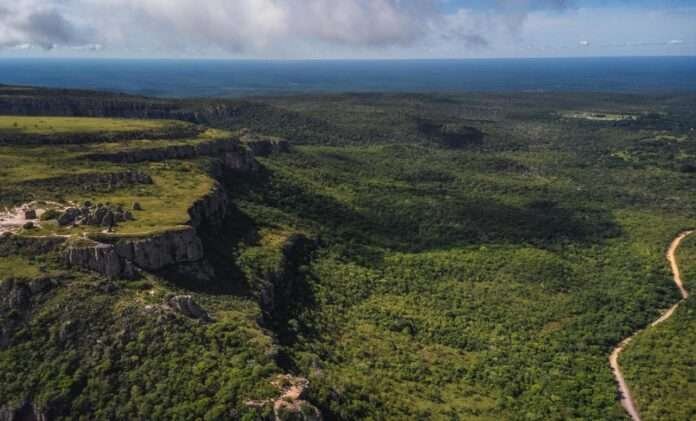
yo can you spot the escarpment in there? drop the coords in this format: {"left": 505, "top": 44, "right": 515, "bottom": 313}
{"left": 187, "top": 182, "right": 229, "bottom": 230}
{"left": 61, "top": 139, "right": 287, "bottom": 280}
{"left": 85, "top": 138, "right": 246, "bottom": 163}
{"left": 65, "top": 228, "right": 205, "bottom": 280}
{"left": 62, "top": 209, "right": 214, "bottom": 280}
{"left": 240, "top": 132, "right": 290, "bottom": 157}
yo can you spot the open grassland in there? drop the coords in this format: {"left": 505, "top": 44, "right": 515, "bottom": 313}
{"left": 0, "top": 116, "right": 235, "bottom": 236}
{"left": 0, "top": 115, "right": 185, "bottom": 135}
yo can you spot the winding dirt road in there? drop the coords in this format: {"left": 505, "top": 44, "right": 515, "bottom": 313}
{"left": 609, "top": 230, "right": 694, "bottom": 421}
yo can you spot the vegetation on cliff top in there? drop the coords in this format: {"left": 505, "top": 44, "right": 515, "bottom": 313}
{"left": 0, "top": 117, "right": 235, "bottom": 236}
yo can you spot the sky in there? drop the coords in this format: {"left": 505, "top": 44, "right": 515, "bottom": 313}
{"left": 0, "top": 0, "right": 694, "bottom": 59}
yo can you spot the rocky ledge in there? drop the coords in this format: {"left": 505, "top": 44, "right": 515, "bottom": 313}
{"left": 240, "top": 132, "right": 290, "bottom": 157}
{"left": 62, "top": 181, "right": 230, "bottom": 280}
{"left": 86, "top": 138, "right": 247, "bottom": 164}
{"left": 60, "top": 131, "right": 289, "bottom": 280}
{"left": 64, "top": 228, "right": 204, "bottom": 280}
{"left": 187, "top": 182, "right": 229, "bottom": 230}
{"left": 247, "top": 375, "right": 322, "bottom": 421}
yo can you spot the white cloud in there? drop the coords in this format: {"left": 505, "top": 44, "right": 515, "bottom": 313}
{"left": 0, "top": 1, "right": 89, "bottom": 49}
{"left": 0, "top": 1, "right": 694, "bottom": 58}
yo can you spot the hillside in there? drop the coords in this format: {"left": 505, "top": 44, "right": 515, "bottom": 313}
{"left": 0, "top": 87, "right": 695, "bottom": 420}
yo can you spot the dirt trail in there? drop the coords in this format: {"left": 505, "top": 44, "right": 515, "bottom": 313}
{"left": 609, "top": 230, "right": 693, "bottom": 421}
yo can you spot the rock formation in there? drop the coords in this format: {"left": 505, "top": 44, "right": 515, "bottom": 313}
{"left": 167, "top": 295, "right": 212, "bottom": 322}
{"left": 187, "top": 183, "right": 229, "bottom": 230}
{"left": 241, "top": 132, "right": 290, "bottom": 157}
{"left": 64, "top": 228, "right": 204, "bottom": 280}
{"left": 247, "top": 375, "right": 322, "bottom": 421}
{"left": 60, "top": 128, "right": 289, "bottom": 280}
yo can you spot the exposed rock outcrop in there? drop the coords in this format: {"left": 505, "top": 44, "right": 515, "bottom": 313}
{"left": 256, "top": 234, "right": 317, "bottom": 322}
{"left": 167, "top": 295, "right": 212, "bottom": 322}
{"left": 113, "top": 228, "right": 204, "bottom": 271}
{"left": 241, "top": 132, "right": 290, "bottom": 157}
{"left": 63, "top": 243, "right": 126, "bottom": 280}
{"left": 247, "top": 375, "right": 322, "bottom": 421}
{"left": 273, "top": 375, "right": 322, "bottom": 421}
{"left": 64, "top": 228, "right": 204, "bottom": 280}
{"left": 222, "top": 148, "right": 259, "bottom": 172}
{"left": 188, "top": 183, "right": 229, "bottom": 230}
{"left": 59, "top": 130, "right": 280, "bottom": 280}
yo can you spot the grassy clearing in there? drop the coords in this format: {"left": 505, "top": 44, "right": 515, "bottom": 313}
{"left": 0, "top": 118, "right": 233, "bottom": 236}
{"left": 0, "top": 256, "right": 45, "bottom": 280}
{"left": 0, "top": 116, "right": 184, "bottom": 135}
{"left": 20, "top": 160, "right": 215, "bottom": 237}
{"left": 561, "top": 111, "right": 637, "bottom": 121}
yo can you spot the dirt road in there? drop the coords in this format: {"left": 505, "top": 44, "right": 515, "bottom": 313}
{"left": 609, "top": 230, "right": 693, "bottom": 421}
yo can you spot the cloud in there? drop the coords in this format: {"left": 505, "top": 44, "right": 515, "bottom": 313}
{"left": 0, "top": 1, "right": 89, "bottom": 50}
{"left": 78, "top": 0, "right": 440, "bottom": 54}
{"left": 1, "top": 0, "right": 695, "bottom": 57}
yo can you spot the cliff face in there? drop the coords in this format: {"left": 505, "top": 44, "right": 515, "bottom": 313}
{"left": 188, "top": 183, "right": 229, "bottom": 230}
{"left": 255, "top": 234, "right": 317, "bottom": 322}
{"left": 64, "top": 226, "right": 208, "bottom": 281}
{"left": 241, "top": 134, "right": 290, "bottom": 157}
{"left": 61, "top": 150, "right": 258, "bottom": 279}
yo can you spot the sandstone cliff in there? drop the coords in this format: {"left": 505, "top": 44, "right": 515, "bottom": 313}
{"left": 60, "top": 141, "right": 288, "bottom": 281}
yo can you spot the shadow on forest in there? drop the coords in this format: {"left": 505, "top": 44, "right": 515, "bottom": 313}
{"left": 159, "top": 203, "right": 259, "bottom": 296}
{"left": 233, "top": 165, "right": 622, "bottom": 254}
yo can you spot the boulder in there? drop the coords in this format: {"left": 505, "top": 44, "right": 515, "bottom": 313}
{"left": 100, "top": 210, "right": 115, "bottom": 227}
{"left": 272, "top": 375, "right": 322, "bottom": 421}
{"left": 57, "top": 208, "right": 80, "bottom": 226}
{"left": 23, "top": 209, "right": 37, "bottom": 220}
{"left": 167, "top": 295, "right": 212, "bottom": 322}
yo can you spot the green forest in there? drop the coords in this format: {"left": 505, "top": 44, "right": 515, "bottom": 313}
{"left": 1, "top": 87, "right": 695, "bottom": 420}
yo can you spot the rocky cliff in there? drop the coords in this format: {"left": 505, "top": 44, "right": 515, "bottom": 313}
{"left": 187, "top": 182, "right": 229, "bottom": 230}
{"left": 61, "top": 154, "right": 255, "bottom": 279}
{"left": 255, "top": 234, "right": 317, "bottom": 322}
{"left": 240, "top": 132, "right": 291, "bottom": 157}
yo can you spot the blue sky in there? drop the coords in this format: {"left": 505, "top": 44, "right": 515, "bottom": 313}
{"left": 0, "top": 0, "right": 694, "bottom": 59}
